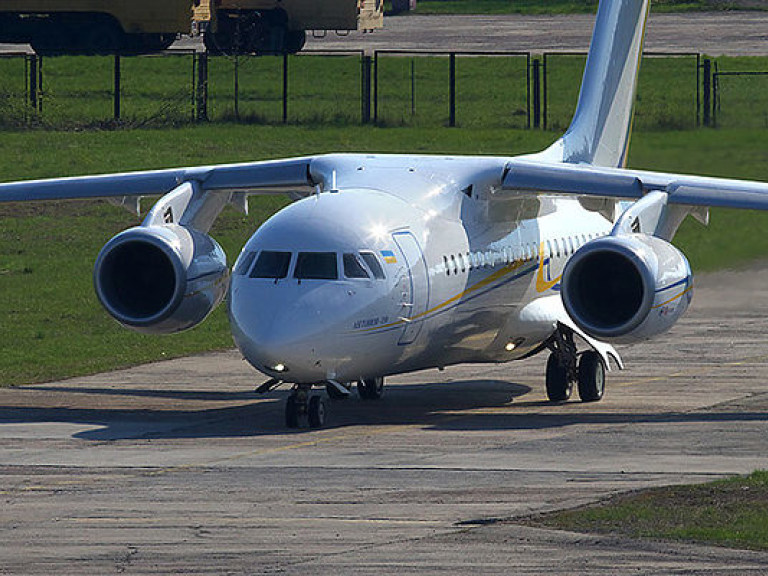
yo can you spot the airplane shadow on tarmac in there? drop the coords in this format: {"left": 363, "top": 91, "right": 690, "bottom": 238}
{"left": 1, "top": 378, "right": 767, "bottom": 441}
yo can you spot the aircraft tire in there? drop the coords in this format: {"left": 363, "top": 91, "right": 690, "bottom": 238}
{"left": 577, "top": 350, "right": 605, "bottom": 402}
{"left": 285, "top": 394, "right": 300, "bottom": 428}
{"left": 308, "top": 396, "right": 327, "bottom": 428}
{"left": 358, "top": 377, "right": 384, "bottom": 400}
{"left": 546, "top": 353, "right": 572, "bottom": 402}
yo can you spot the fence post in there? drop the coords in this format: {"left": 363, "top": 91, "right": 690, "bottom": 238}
{"left": 373, "top": 52, "right": 379, "bottom": 125}
{"left": 38, "top": 56, "right": 43, "bottom": 113}
{"left": 449, "top": 52, "right": 456, "bottom": 127}
{"left": 542, "top": 56, "right": 547, "bottom": 130}
{"left": 702, "top": 58, "right": 711, "bottom": 127}
{"left": 27, "top": 55, "right": 38, "bottom": 113}
{"left": 532, "top": 58, "right": 541, "bottom": 129}
{"left": 113, "top": 54, "right": 121, "bottom": 121}
{"left": 361, "top": 55, "right": 372, "bottom": 124}
{"left": 196, "top": 51, "right": 209, "bottom": 122}
{"left": 282, "top": 53, "right": 289, "bottom": 124}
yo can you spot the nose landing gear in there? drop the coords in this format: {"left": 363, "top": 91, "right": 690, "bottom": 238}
{"left": 281, "top": 377, "right": 386, "bottom": 429}
{"left": 285, "top": 385, "right": 328, "bottom": 429}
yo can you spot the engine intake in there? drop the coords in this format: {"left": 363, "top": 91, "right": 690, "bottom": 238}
{"left": 561, "top": 234, "right": 692, "bottom": 344}
{"left": 94, "top": 225, "right": 229, "bottom": 334}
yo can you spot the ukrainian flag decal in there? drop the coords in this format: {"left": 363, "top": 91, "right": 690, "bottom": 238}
{"left": 381, "top": 250, "right": 397, "bottom": 264}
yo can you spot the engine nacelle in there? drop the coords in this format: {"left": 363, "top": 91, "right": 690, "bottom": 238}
{"left": 561, "top": 234, "right": 692, "bottom": 344}
{"left": 94, "top": 225, "right": 229, "bottom": 334}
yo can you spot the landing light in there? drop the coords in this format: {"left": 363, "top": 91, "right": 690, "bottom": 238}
{"left": 273, "top": 363, "right": 287, "bottom": 373}
{"left": 505, "top": 342, "right": 517, "bottom": 352}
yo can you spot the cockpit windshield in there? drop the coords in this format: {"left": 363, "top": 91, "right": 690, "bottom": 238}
{"left": 294, "top": 252, "right": 338, "bottom": 280}
{"left": 360, "top": 252, "right": 385, "bottom": 279}
{"left": 250, "top": 251, "right": 291, "bottom": 279}
{"left": 244, "top": 250, "right": 386, "bottom": 281}
{"left": 343, "top": 253, "right": 370, "bottom": 279}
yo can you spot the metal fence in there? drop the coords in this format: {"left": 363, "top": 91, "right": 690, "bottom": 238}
{"left": 713, "top": 68, "right": 768, "bottom": 129}
{"left": 373, "top": 50, "right": 531, "bottom": 128}
{"left": 0, "top": 49, "right": 763, "bottom": 130}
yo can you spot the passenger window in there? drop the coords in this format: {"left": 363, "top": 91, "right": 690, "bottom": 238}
{"left": 234, "top": 251, "right": 257, "bottom": 276}
{"left": 450, "top": 254, "right": 458, "bottom": 275}
{"left": 294, "top": 252, "right": 338, "bottom": 280}
{"left": 443, "top": 255, "right": 450, "bottom": 276}
{"left": 250, "top": 251, "right": 291, "bottom": 279}
{"left": 360, "top": 252, "right": 385, "bottom": 280}
{"left": 343, "top": 253, "right": 370, "bottom": 279}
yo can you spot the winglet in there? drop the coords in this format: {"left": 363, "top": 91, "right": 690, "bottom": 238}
{"left": 541, "top": 0, "right": 651, "bottom": 168}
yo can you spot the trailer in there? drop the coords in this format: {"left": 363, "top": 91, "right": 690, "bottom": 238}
{"left": 0, "top": 0, "right": 383, "bottom": 56}
{"left": 195, "top": 0, "right": 384, "bottom": 55}
{"left": 0, "top": 0, "right": 188, "bottom": 54}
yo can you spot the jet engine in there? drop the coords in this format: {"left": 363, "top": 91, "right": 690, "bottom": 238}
{"left": 561, "top": 234, "right": 692, "bottom": 344}
{"left": 93, "top": 225, "right": 229, "bottom": 334}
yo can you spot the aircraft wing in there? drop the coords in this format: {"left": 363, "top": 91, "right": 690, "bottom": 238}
{"left": 0, "top": 156, "right": 316, "bottom": 204}
{"left": 501, "top": 158, "right": 768, "bottom": 210}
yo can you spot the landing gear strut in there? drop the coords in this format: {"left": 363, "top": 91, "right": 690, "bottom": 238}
{"left": 545, "top": 325, "right": 606, "bottom": 403}
{"left": 284, "top": 385, "right": 328, "bottom": 429}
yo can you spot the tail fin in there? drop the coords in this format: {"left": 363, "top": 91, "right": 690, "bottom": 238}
{"left": 543, "top": 0, "right": 651, "bottom": 168}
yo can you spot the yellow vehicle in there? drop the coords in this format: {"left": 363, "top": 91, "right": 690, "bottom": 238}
{"left": 195, "top": 0, "right": 384, "bottom": 55}
{"left": 0, "top": 0, "right": 188, "bottom": 54}
{"left": 0, "top": 0, "right": 383, "bottom": 56}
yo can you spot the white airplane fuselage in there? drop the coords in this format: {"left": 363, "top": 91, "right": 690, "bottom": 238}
{"left": 229, "top": 154, "right": 613, "bottom": 384}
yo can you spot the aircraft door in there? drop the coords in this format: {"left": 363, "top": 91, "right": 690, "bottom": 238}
{"left": 392, "top": 231, "right": 429, "bottom": 345}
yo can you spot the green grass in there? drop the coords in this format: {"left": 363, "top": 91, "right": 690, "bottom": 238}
{"left": 1, "top": 125, "right": 768, "bottom": 386}
{"left": 2, "top": 53, "right": 768, "bottom": 131}
{"left": 527, "top": 471, "right": 768, "bottom": 550}
{"left": 410, "top": 0, "right": 767, "bottom": 15}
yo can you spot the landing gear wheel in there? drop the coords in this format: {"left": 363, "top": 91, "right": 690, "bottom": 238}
{"left": 546, "top": 353, "right": 572, "bottom": 402}
{"left": 308, "top": 396, "right": 327, "bottom": 428}
{"left": 357, "top": 377, "right": 384, "bottom": 400}
{"left": 577, "top": 351, "right": 605, "bottom": 402}
{"left": 285, "top": 393, "right": 301, "bottom": 428}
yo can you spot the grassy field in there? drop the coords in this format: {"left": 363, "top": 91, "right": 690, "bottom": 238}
{"left": 526, "top": 471, "right": 768, "bottom": 550}
{"left": 409, "top": 0, "right": 767, "bottom": 14}
{"left": 1, "top": 125, "right": 768, "bottom": 387}
{"left": 2, "top": 53, "right": 768, "bottom": 131}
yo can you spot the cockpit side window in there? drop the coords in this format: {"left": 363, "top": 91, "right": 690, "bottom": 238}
{"left": 294, "top": 252, "right": 338, "bottom": 280}
{"left": 343, "top": 253, "right": 370, "bottom": 279}
{"left": 360, "top": 252, "right": 386, "bottom": 280}
{"left": 234, "top": 251, "right": 257, "bottom": 276}
{"left": 250, "top": 251, "right": 292, "bottom": 279}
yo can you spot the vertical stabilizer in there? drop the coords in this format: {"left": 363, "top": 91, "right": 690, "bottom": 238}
{"left": 542, "top": 0, "right": 651, "bottom": 168}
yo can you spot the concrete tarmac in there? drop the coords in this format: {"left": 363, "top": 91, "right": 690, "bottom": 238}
{"left": 2, "top": 264, "right": 768, "bottom": 574}
{"left": 2, "top": 12, "right": 768, "bottom": 56}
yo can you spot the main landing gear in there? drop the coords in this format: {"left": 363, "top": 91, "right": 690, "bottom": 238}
{"left": 283, "top": 377, "right": 386, "bottom": 429}
{"left": 545, "top": 325, "right": 605, "bottom": 403}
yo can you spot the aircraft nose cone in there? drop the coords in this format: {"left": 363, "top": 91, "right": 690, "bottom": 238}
{"left": 229, "top": 282, "right": 347, "bottom": 382}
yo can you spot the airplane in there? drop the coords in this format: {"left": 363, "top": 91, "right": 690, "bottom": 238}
{"left": 3, "top": 0, "right": 768, "bottom": 429}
